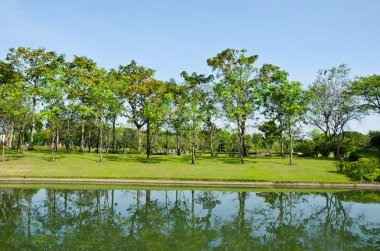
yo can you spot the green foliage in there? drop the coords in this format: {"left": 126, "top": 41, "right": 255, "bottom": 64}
{"left": 337, "top": 158, "right": 380, "bottom": 181}
{"left": 351, "top": 74, "right": 380, "bottom": 113}
{"left": 348, "top": 151, "right": 360, "bottom": 162}
{"left": 368, "top": 131, "right": 380, "bottom": 151}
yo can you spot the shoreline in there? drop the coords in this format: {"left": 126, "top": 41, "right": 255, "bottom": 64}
{"left": 0, "top": 178, "right": 379, "bottom": 189}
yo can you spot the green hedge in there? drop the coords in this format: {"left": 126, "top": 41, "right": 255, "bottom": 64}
{"left": 337, "top": 158, "right": 380, "bottom": 182}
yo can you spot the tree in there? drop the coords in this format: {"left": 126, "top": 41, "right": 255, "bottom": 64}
{"left": 106, "top": 69, "right": 126, "bottom": 153}
{"left": 351, "top": 74, "right": 380, "bottom": 113}
{"left": 260, "top": 65, "right": 290, "bottom": 158}
{"left": 307, "top": 64, "right": 361, "bottom": 159}
{"left": 140, "top": 78, "right": 172, "bottom": 162}
{"left": 89, "top": 68, "right": 113, "bottom": 162}
{"left": 6, "top": 47, "right": 62, "bottom": 150}
{"left": 181, "top": 71, "right": 213, "bottom": 165}
{"left": 67, "top": 56, "right": 99, "bottom": 152}
{"left": 258, "top": 120, "right": 281, "bottom": 152}
{"left": 260, "top": 65, "right": 308, "bottom": 164}
{"left": 0, "top": 61, "right": 24, "bottom": 161}
{"left": 208, "top": 49, "right": 260, "bottom": 164}
{"left": 118, "top": 61, "right": 155, "bottom": 154}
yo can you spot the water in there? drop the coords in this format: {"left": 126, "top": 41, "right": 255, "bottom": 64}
{"left": 0, "top": 187, "right": 379, "bottom": 250}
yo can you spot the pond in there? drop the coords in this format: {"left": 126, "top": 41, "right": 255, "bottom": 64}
{"left": 0, "top": 187, "right": 379, "bottom": 250}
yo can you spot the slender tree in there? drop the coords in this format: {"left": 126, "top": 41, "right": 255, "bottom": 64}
{"left": 181, "top": 71, "right": 213, "bottom": 165}
{"left": 118, "top": 61, "right": 155, "bottom": 154}
{"left": 6, "top": 47, "right": 62, "bottom": 150}
{"left": 67, "top": 56, "right": 99, "bottom": 152}
{"left": 208, "top": 49, "right": 260, "bottom": 164}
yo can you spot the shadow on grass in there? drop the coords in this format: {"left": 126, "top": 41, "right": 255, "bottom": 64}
{"left": 100, "top": 154, "right": 177, "bottom": 164}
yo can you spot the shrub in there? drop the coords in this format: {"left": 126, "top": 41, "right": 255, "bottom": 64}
{"left": 348, "top": 151, "right": 361, "bottom": 162}
{"left": 337, "top": 157, "right": 380, "bottom": 182}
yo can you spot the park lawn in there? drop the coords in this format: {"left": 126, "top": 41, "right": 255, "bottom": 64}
{"left": 0, "top": 150, "right": 351, "bottom": 182}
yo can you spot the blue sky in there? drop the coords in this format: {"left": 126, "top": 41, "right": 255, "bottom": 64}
{"left": 1, "top": 0, "right": 379, "bottom": 133}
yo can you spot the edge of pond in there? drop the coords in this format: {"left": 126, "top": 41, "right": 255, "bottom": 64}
{"left": 0, "top": 178, "right": 379, "bottom": 190}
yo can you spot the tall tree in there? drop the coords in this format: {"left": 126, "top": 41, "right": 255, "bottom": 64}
{"left": 89, "top": 68, "right": 113, "bottom": 162}
{"left": 260, "top": 65, "right": 308, "bottom": 165}
{"left": 67, "top": 56, "right": 99, "bottom": 152}
{"left": 140, "top": 79, "right": 172, "bottom": 162}
{"left": 0, "top": 61, "right": 24, "bottom": 161}
{"left": 351, "top": 74, "right": 380, "bottom": 113}
{"left": 105, "top": 69, "right": 126, "bottom": 153}
{"left": 6, "top": 47, "right": 62, "bottom": 150}
{"left": 208, "top": 49, "right": 260, "bottom": 164}
{"left": 307, "top": 64, "right": 361, "bottom": 159}
{"left": 181, "top": 71, "right": 213, "bottom": 165}
{"left": 40, "top": 57, "right": 66, "bottom": 161}
{"left": 118, "top": 61, "right": 155, "bottom": 154}
{"left": 260, "top": 65, "right": 289, "bottom": 159}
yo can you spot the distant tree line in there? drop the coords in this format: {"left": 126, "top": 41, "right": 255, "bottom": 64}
{"left": 0, "top": 47, "right": 379, "bottom": 165}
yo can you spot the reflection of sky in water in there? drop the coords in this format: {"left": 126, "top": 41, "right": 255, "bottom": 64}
{"left": 7, "top": 188, "right": 380, "bottom": 249}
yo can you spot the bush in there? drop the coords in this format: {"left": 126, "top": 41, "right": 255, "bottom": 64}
{"left": 337, "top": 158, "right": 380, "bottom": 182}
{"left": 348, "top": 151, "right": 361, "bottom": 162}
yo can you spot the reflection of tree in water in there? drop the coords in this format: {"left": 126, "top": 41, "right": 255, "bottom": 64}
{"left": 0, "top": 188, "right": 379, "bottom": 250}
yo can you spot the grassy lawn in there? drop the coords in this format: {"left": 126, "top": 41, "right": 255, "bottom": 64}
{"left": 0, "top": 150, "right": 351, "bottom": 182}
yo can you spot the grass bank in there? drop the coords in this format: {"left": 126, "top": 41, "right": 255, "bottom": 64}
{"left": 0, "top": 150, "right": 351, "bottom": 183}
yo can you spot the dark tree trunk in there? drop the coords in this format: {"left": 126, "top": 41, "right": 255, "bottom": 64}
{"left": 112, "top": 114, "right": 117, "bottom": 153}
{"left": 280, "top": 132, "right": 285, "bottom": 159}
{"left": 191, "top": 131, "right": 196, "bottom": 165}
{"left": 237, "top": 121, "right": 244, "bottom": 164}
{"left": 1, "top": 133, "right": 4, "bottom": 162}
{"left": 210, "top": 130, "right": 214, "bottom": 157}
{"left": 146, "top": 120, "right": 151, "bottom": 162}
{"left": 55, "top": 127, "right": 59, "bottom": 151}
{"left": 98, "top": 119, "right": 103, "bottom": 162}
{"left": 289, "top": 123, "right": 293, "bottom": 165}
{"left": 165, "top": 129, "right": 169, "bottom": 155}
{"left": 51, "top": 125, "right": 55, "bottom": 162}
{"left": 176, "top": 131, "right": 181, "bottom": 156}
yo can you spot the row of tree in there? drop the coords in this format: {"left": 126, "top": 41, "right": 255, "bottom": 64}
{"left": 0, "top": 47, "right": 379, "bottom": 164}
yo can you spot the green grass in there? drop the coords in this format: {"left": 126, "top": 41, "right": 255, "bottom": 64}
{"left": 0, "top": 150, "right": 351, "bottom": 183}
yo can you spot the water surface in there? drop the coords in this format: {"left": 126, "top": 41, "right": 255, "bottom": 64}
{"left": 0, "top": 187, "right": 379, "bottom": 250}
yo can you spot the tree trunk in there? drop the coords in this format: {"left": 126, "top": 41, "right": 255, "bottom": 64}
{"left": 65, "top": 119, "right": 70, "bottom": 153}
{"left": 112, "top": 114, "right": 117, "bottom": 153}
{"left": 165, "top": 129, "right": 169, "bottom": 155}
{"left": 88, "top": 129, "right": 91, "bottom": 153}
{"left": 176, "top": 131, "right": 181, "bottom": 156}
{"left": 12, "top": 127, "right": 16, "bottom": 149}
{"left": 210, "top": 130, "right": 214, "bottom": 157}
{"left": 7, "top": 125, "right": 13, "bottom": 148}
{"left": 280, "top": 132, "right": 285, "bottom": 159}
{"left": 80, "top": 120, "right": 85, "bottom": 152}
{"left": 28, "top": 98, "right": 36, "bottom": 150}
{"left": 323, "top": 131, "right": 329, "bottom": 158}
{"left": 137, "top": 127, "right": 142, "bottom": 154}
{"left": 191, "top": 131, "right": 196, "bottom": 165}
{"left": 99, "top": 119, "right": 103, "bottom": 162}
{"left": 51, "top": 126, "right": 55, "bottom": 162}
{"left": 1, "top": 136, "right": 4, "bottom": 162}
{"left": 146, "top": 120, "right": 151, "bottom": 162}
{"left": 18, "top": 125, "right": 25, "bottom": 153}
{"left": 238, "top": 122, "right": 244, "bottom": 164}
{"left": 96, "top": 125, "right": 101, "bottom": 153}
{"left": 55, "top": 127, "right": 59, "bottom": 151}
{"left": 289, "top": 123, "right": 293, "bottom": 165}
